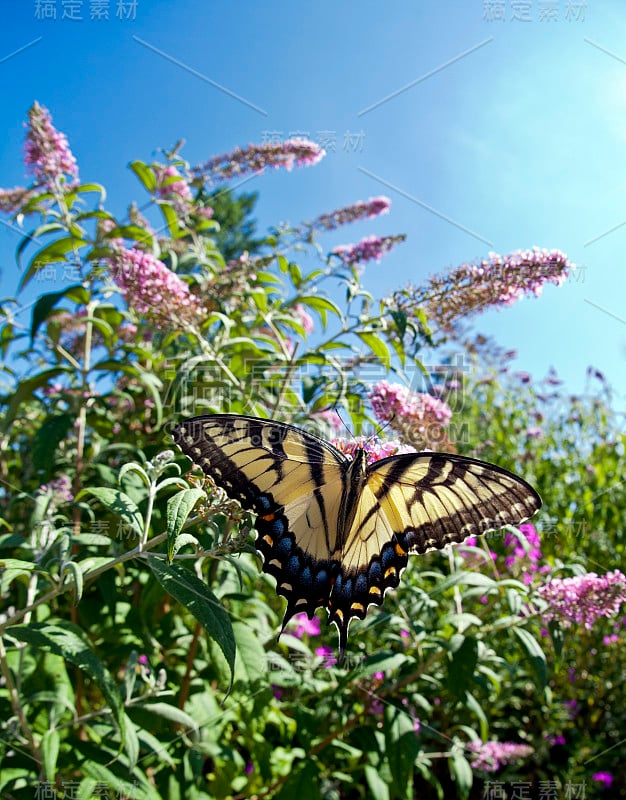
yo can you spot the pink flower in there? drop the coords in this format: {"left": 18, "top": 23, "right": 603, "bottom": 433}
{"left": 108, "top": 246, "right": 207, "bottom": 329}
{"left": 0, "top": 186, "right": 33, "bottom": 214}
{"left": 138, "top": 654, "right": 149, "bottom": 665}
{"left": 368, "top": 381, "right": 452, "bottom": 450}
{"left": 37, "top": 475, "right": 74, "bottom": 503}
{"left": 332, "top": 234, "right": 405, "bottom": 267}
{"left": 330, "top": 436, "right": 417, "bottom": 464}
{"left": 193, "top": 138, "right": 325, "bottom": 185}
{"left": 467, "top": 740, "right": 534, "bottom": 772}
{"left": 294, "top": 304, "right": 314, "bottom": 335}
{"left": 395, "top": 248, "right": 574, "bottom": 332}
{"left": 592, "top": 772, "right": 613, "bottom": 787}
{"left": 156, "top": 165, "right": 193, "bottom": 214}
{"left": 24, "top": 102, "right": 79, "bottom": 189}
{"left": 306, "top": 196, "right": 391, "bottom": 232}
{"left": 538, "top": 570, "right": 626, "bottom": 630}
{"left": 315, "top": 646, "right": 337, "bottom": 667}
{"left": 291, "top": 613, "right": 321, "bottom": 638}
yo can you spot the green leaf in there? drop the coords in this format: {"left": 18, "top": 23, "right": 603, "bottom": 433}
{"left": 548, "top": 619, "right": 564, "bottom": 658}
{"left": 429, "top": 571, "right": 496, "bottom": 596}
{"left": 32, "top": 413, "right": 74, "bottom": 475}
{"left": 233, "top": 620, "right": 266, "bottom": 684}
{"left": 129, "top": 160, "right": 157, "bottom": 192}
{"left": 446, "top": 635, "right": 478, "bottom": 700}
{"left": 385, "top": 707, "right": 419, "bottom": 799}
{"left": 9, "top": 622, "right": 125, "bottom": 739}
{"left": 30, "top": 285, "right": 88, "bottom": 342}
{"left": 62, "top": 560, "right": 84, "bottom": 604}
{"left": 365, "top": 765, "right": 390, "bottom": 800}
{"left": 76, "top": 488, "right": 144, "bottom": 538}
{"left": 512, "top": 627, "right": 548, "bottom": 687}
{"left": 449, "top": 751, "right": 473, "bottom": 800}
{"left": 149, "top": 556, "right": 236, "bottom": 689}
{"left": 357, "top": 331, "right": 391, "bottom": 369}
{"left": 140, "top": 701, "right": 199, "bottom": 733}
{"left": 40, "top": 729, "right": 60, "bottom": 781}
{"left": 166, "top": 489, "right": 205, "bottom": 561}
{"left": 273, "top": 761, "right": 323, "bottom": 800}
{"left": 19, "top": 235, "right": 87, "bottom": 291}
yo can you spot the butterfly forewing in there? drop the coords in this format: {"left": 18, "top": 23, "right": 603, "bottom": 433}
{"left": 173, "top": 414, "right": 542, "bottom": 660}
{"left": 173, "top": 415, "right": 350, "bottom": 623}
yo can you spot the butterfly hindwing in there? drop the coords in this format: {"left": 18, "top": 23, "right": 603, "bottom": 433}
{"left": 326, "top": 452, "right": 542, "bottom": 654}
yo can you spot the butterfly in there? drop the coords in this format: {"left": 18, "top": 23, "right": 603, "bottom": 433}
{"left": 172, "top": 414, "right": 541, "bottom": 659}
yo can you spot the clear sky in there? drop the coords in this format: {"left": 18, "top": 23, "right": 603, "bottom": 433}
{"left": 2, "top": 1, "right": 626, "bottom": 403}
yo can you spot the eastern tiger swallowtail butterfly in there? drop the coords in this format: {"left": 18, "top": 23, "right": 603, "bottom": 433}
{"left": 172, "top": 414, "right": 541, "bottom": 659}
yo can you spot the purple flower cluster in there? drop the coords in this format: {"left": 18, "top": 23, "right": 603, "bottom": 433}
{"left": 108, "top": 246, "right": 207, "bottom": 328}
{"left": 593, "top": 772, "right": 614, "bottom": 788}
{"left": 395, "top": 248, "right": 573, "bottom": 332}
{"left": 0, "top": 186, "right": 33, "bottom": 214}
{"left": 537, "top": 570, "right": 626, "bottom": 630}
{"left": 307, "top": 196, "right": 391, "bottom": 232}
{"left": 37, "top": 475, "right": 74, "bottom": 504}
{"left": 330, "top": 436, "right": 417, "bottom": 464}
{"left": 23, "top": 102, "right": 79, "bottom": 190}
{"left": 467, "top": 740, "right": 534, "bottom": 772}
{"left": 155, "top": 165, "right": 193, "bottom": 215}
{"left": 193, "top": 138, "right": 325, "bottom": 185}
{"left": 503, "top": 523, "right": 547, "bottom": 585}
{"left": 332, "top": 234, "right": 405, "bottom": 268}
{"left": 368, "top": 380, "right": 452, "bottom": 450}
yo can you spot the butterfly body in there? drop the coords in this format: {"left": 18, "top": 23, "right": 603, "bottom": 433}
{"left": 173, "top": 414, "right": 541, "bottom": 658}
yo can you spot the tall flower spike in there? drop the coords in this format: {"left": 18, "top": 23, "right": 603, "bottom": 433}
{"left": 305, "top": 196, "right": 391, "bottom": 233}
{"left": 192, "top": 138, "right": 325, "bottom": 185}
{"left": 537, "top": 570, "right": 626, "bottom": 630}
{"left": 368, "top": 380, "right": 452, "bottom": 450}
{"left": 108, "top": 246, "right": 207, "bottom": 330}
{"left": 23, "top": 102, "right": 79, "bottom": 190}
{"left": 394, "top": 248, "right": 574, "bottom": 332}
{"left": 332, "top": 234, "right": 406, "bottom": 268}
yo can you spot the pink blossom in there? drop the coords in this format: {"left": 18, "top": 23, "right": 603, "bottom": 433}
{"left": 306, "top": 196, "right": 391, "bottom": 232}
{"left": 311, "top": 409, "right": 344, "bottom": 433}
{"left": 193, "top": 138, "right": 325, "bottom": 185}
{"left": 592, "top": 772, "right": 613, "bottom": 787}
{"left": 0, "top": 186, "right": 33, "bottom": 214}
{"left": 330, "top": 436, "right": 417, "bottom": 464}
{"left": 538, "top": 570, "right": 626, "bottom": 630}
{"left": 291, "top": 612, "right": 321, "bottom": 638}
{"left": 395, "top": 248, "right": 574, "bottom": 332}
{"left": 156, "top": 165, "right": 193, "bottom": 214}
{"left": 332, "top": 234, "right": 405, "bottom": 267}
{"left": 368, "top": 381, "right": 452, "bottom": 450}
{"left": 108, "top": 246, "right": 207, "bottom": 328}
{"left": 294, "top": 304, "right": 314, "bottom": 335}
{"left": 37, "top": 475, "right": 74, "bottom": 503}
{"left": 23, "top": 102, "right": 79, "bottom": 189}
{"left": 315, "top": 646, "right": 337, "bottom": 667}
{"left": 467, "top": 740, "right": 534, "bottom": 772}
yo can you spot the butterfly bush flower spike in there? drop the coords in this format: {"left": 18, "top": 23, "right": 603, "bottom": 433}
{"left": 193, "top": 138, "right": 325, "bottom": 185}
{"left": 368, "top": 380, "right": 452, "bottom": 450}
{"left": 24, "top": 102, "right": 79, "bottom": 190}
{"left": 395, "top": 248, "right": 573, "bottom": 332}
{"left": 467, "top": 741, "right": 534, "bottom": 772}
{"left": 537, "top": 570, "right": 626, "bottom": 630}
{"left": 156, "top": 165, "right": 193, "bottom": 215}
{"left": 332, "top": 234, "right": 406, "bottom": 268}
{"left": 109, "top": 246, "right": 207, "bottom": 329}
{"left": 307, "top": 196, "right": 391, "bottom": 232}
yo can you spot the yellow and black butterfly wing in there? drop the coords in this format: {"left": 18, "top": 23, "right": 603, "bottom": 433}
{"left": 172, "top": 414, "right": 350, "bottom": 624}
{"left": 326, "top": 453, "right": 541, "bottom": 654}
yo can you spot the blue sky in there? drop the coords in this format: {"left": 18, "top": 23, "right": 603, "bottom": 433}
{"left": 2, "top": 1, "right": 626, "bottom": 401}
